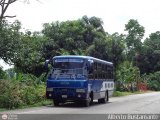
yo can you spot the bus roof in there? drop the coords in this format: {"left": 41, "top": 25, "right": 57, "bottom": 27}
{"left": 53, "top": 55, "right": 113, "bottom": 66}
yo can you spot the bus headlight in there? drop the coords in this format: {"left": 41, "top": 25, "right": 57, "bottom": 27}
{"left": 47, "top": 88, "right": 53, "bottom": 92}
{"left": 76, "top": 89, "right": 85, "bottom": 93}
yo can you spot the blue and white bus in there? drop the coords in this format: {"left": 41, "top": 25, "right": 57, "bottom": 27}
{"left": 45, "top": 55, "right": 114, "bottom": 107}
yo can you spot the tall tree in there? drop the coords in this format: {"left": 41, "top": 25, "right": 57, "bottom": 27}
{"left": 106, "top": 33, "right": 125, "bottom": 68}
{"left": 144, "top": 31, "right": 160, "bottom": 52}
{"left": 135, "top": 31, "right": 160, "bottom": 74}
{"left": 42, "top": 16, "right": 106, "bottom": 59}
{"left": 13, "top": 30, "right": 47, "bottom": 76}
{"left": 86, "top": 37, "right": 108, "bottom": 60}
{"left": 82, "top": 15, "right": 105, "bottom": 45}
{"left": 0, "top": 20, "right": 21, "bottom": 64}
{"left": 125, "top": 19, "right": 145, "bottom": 61}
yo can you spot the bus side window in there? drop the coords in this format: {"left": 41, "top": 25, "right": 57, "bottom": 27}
{"left": 111, "top": 83, "right": 113, "bottom": 88}
{"left": 105, "top": 74, "right": 107, "bottom": 80}
{"left": 103, "top": 74, "right": 105, "bottom": 80}
{"left": 95, "top": 74, "right": 97, "bottom": 79}
{"left": 98, "top": 73, "right": 100, "bottom": 80}
{"left": 94, "top": 62, "right": 97, "bottom": 70}
{"left": 108, "top": 83, "right": 110, "bottom": 88}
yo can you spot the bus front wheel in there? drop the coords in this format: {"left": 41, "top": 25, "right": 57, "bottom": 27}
{"left": 84, "top": 99, "right": 90, "bottom": 107}
{"left": 53, "top": 100, "right": 59, "bottom": 106}
{"left": 84, "top": 93, "right": 93, "bottom": 107}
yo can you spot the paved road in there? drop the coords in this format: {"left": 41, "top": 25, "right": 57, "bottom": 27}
{"left": 0, "top": 92, "right": 160, "bottom": 120}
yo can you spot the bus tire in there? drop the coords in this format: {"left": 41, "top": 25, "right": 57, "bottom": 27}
{"left": 84, "top": 99, "right": 90, "bottom": 107}
{"left": 54, "top": 100, "right": 59, "bottom": 106}
{"left": 98, "top": 91, "right": 108, "bottom": 103}
{"left": 90, "top": 92, "right": 93, "bottom": 105}
{"left": 84, "top": 93, "right": 93, "bottom": 107}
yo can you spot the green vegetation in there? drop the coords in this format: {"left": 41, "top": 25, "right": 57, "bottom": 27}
{"left": 0, "top": 74, "right": 48, "bottom": 109}
{"left": 0, "top": 14, "right": 160, "bottom": 110}
{"left": 116, "top": 61, "right": 140, "bottom": 92}
{"left": 113, "top": 91, "right": 153, "bottom": 97}
{"left": 141, "top": 71, "right": 160, "bottom": 91}
{"left": 113, "top": 91, "right": 134, "bottom": 97}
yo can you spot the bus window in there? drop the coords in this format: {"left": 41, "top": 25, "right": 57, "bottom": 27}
{"left": 105, "top": 83, "right": 107, "bottom": 88}
{"left": 111, "top": 83, "right": 113, "bottom": 88}
{"left": 108, "top": 83, "right": 110, "bottom": 88}
{"left": 94, "top": 62, "right": 97, "bottom": 70}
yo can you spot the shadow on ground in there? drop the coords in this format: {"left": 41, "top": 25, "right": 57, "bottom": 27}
{"left": 46, "top": 101, "right": 112, "bottom": 108}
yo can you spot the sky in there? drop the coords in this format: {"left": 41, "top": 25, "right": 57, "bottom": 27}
{"left": 1, "top": 0, "right": 160, "bottom": 70}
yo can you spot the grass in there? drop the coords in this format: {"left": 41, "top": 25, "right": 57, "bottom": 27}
{"left": 19, "top": 100, "right": 53, "bottom": 109}
{"left": 0, "top": 100, "right": 52, "bottom": 112}
{"left": 0, "top": 108, "right": 8, "bottom": 112}
{"left": 112, "top": 90, "right": 154, "bottom": 97}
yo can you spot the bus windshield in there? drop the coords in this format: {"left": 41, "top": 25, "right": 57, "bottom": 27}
{"left": 50, "top": 58, "right": 86, "bottom": 78}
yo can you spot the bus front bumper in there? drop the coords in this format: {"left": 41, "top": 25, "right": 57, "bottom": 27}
{"left": 46, "top": 89, "right": 89, "bottom": 101}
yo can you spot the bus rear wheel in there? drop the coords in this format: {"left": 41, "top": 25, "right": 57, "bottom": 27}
{"left": 98, "top": 91, "right": 108, "bottom": 103}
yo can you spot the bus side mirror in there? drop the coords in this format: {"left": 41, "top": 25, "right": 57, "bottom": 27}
{"left": 44, "top": 60, "right": 50, "bottom": 71}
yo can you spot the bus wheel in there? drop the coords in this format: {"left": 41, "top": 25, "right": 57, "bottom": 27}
{"left": 90, "top": 92, "right": 93, "bottom": 105}
{"left": 84, "top": 93, "right": 92, "bottom": 107}
{"left": 54, "top": 100, "right": 59, "bottom": 106}
{"left": 98, "top": 91, "right": 108, "bottom": 104}
{"left": 84, "top": 99, "right": 90, "bottom": 107}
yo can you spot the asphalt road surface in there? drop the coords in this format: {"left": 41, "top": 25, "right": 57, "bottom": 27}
{"left": 0, "top": 92, "right": 160, "bottom": 120}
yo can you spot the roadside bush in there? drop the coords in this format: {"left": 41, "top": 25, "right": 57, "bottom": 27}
{"left": 21, "top": 85, "right": 46, "bottom": 105}
{"left": 0, "top": 80, "right": 22, "bottom": 109}
{"left": 116, "top": 61, "right": 140, "bottom": 92}
{"left": 146, "top": 71, "right": 160, "bottom": 91}
{"left": 0, "top": 78, "right": 46, "bottom": 109}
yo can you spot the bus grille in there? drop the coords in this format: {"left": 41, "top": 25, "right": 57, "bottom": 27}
{"left": 54, "top": 88, "right": 75, "bottom": 97}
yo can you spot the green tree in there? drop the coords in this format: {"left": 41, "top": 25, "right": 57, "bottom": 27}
{"left": 125, "top": 19, "right": 145, "bottom": 61}
{"left": 135, "top": 31, "right": 160, "bottom": 74}
{"left": 86, "top": 38, "right": 108, "bottom": 60}
{"left": 106, "top": 33, "right": 125, "bottom": 68}
{"left": 42, "top": 16, "right": 106, "bottom": 59}
{"left": 144, "top": 31, "right": 160, "bottom": 52}
{"left": 0, "top": 20, "right": 21, "bottom": 64}
{"left": 13, "top": 31, "right": 47, "bottom": 76}
{"left": 42, "top": 20, "right": 86, "bottom": 58}
{"left": 82, "top": 15, "right": 105, "bottom": 45}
